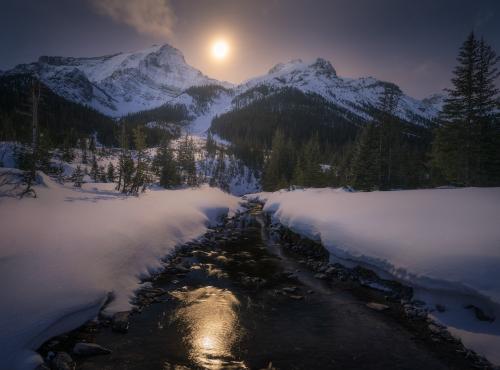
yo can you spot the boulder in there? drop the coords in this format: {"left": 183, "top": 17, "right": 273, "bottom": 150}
{"left": 50, "top": 352, "right": 75, "bottom": 370}
{"left": 112, "top": 311, "right": 130, "bottom": 333}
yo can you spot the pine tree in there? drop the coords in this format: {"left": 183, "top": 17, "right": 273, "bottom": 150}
{"left": 55, "top": 163, "right": 65, "bottom": 184}
{"left": 262, "top": 129, "right": 294, "bottom": 190}
{"left": 61, "top": 135, "right": 74, "bottom": 163}
{"left": 177, "top": 134, "right": 198, "bottom": 186}
{"left": 79, "top": 138, "right": 88, "bottom": 165}
{"left": 474, "top": 38, "right": 500, "bottom": 185}
{"left": 99, "top": 165, "right": 107, "bottom": 182}
{"left": 376, "top": 84, "right": 403, "bottom": 189}
{"left": 206, "top": 131, "right": 217, "bottom": 156}
{"left": 90, "top": 155, "right": 99, "bottom": 182}
{"left": 72, "top": 165, "right": 84, "bottom": 188}
{"left": 106, "top": 162, "right": 116, "bottom": 183}
{"left": 292, "top": 133, "right": 323, "bottom": 187}
{"left": 89, "top": 135, "right": 96, "bottom": 155}
{"left": 130, "top": 126, "right": 149, "bottom": 194}
{"left": 432, "top": 32, "right": 500, "bottom": 186}
{"left": 350, "top": 124, "right": 381, "bottom": 191}
{"left": 116, "top": 126, "right": 134, "bottom": 193}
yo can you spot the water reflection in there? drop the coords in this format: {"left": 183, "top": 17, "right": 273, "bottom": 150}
{"left": 170, "top": 286, "right": 246, "bottom": 369}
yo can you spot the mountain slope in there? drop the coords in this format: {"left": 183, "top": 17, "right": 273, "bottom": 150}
{"left": 5, "top": 44, "right": 227, "bottom": 117}
{"left": 163, "top": 57, "right": 441, "bottom": 136}
{"left": 236, "top": 58, "right": 440, "bottom": 124}
{"left": 4, "top": 44, "right": 441, "bottom": 129}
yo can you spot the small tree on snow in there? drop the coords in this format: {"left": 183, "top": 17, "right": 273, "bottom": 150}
{"left": 99, "top": 165, "right": 107, "bottom": 182}
{"left": 90, "top": 155, "right": 99, "bottom": 182}
{"left": 72, "top": 165, "right": 84, "bottom": 188}
{"left": 106, "top": 162, "right": 116, "bottom": 183}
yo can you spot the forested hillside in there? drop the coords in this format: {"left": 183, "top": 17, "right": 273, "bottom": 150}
{"left": 212, "top": 86, "right": 433, "bottom": 191}
{"left": 0, "top": 74, "right": 117, "bottom": 146}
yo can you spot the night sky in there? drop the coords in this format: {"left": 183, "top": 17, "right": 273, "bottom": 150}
{"left": 1, "top": 0, "right": 499, "bottom": 98}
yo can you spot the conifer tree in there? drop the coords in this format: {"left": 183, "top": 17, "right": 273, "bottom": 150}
{"left": 106, "top": 162, "right": 116, "bottom": 183}
{"left": 116, "top": 126, "right": 134, "bottom": 193}
{"left": 154, "top": 137, "right": 181, "bottom": 188}
{"left": 72, "top": 165, "right": 84, "bottom": 188}
{"left": 432, "top": 32, "right": 500, "bottom": 186}
{"left": 292, "top": 133, "right": 323, "bottom": 187}
{"left": 376, "top": 84, "right": 402, "bottom": 189}
{"left": 262, "top": 129, "right": 294, "bottom": 190}
{"left": 178, "top": 134, "right": 198, "bottom": 186}
{"left": 90, "top": 155, "right": 99, "bottom": 182}
{"left": 79, "top": 138, "right": 88, "bottom": 164}
{"left": 55, "top": 163, "right": 65, "bottom": 184}
{"left": 130, "top": 126, "right": 149, "bottom": 194}
{"left": 350, "top": 124, "right": 381, "bottom": 191}
{"left": 89, "top": 135, "right": 96, "bottom": 155}
{"left": 206, "top": 131, "right": 217, "bottom": 156}
{"left": 99, "top": 165, "right": 107, "bottom": 182}
{"left": 474, "top": 38, "right": 500, "bottom": 185}
{"left": 61, "top": 135, "right": 74, "bottom": 163}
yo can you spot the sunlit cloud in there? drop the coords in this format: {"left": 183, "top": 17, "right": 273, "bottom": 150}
{"left": 89, "top": 0, "right": 175, "bottom": 39}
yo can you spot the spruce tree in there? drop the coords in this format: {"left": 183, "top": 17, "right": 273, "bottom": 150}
{"left": 106, "top": 162, "right": 116, "bottom": 183}
{"left": 432, "top": 32, "right": 500, "bottom": 186}
{"left": 130, "top": 126, "right": 149, "bottom": 194}
{"left": 116, "top": 126, "right": 134, "bottom": 193}
{"left": 99, "top": 165, "right": 107, "bottom": 182}
{"left": 262, "top": 129, "right": 294, "bottom": 190}
{"left": 61, "top": 135, "right": 74, "bottom": 163}
{"left": 89, "top": 135, "right": 96, "bottom": 155}
{"left": 350, "top": 124, "right": 381, "bottom": 191}
{"left": 206, "top": 131, "right": 217, "bottom": 156}
{"left": 72, "top": 165, "right": 84, "bottom": 188}
{"left": 178, "top": 134, "right": 198, "bottom": 186}
{"left": 79, "top": 138, "right": 88, "bottom": 164}
{"left": 90, "top": 155, "right": 99, "bottom": 182}
{"left": 474, "top": 38, "right": 500, "bottom": 185}
{"left": 376, "top": 84, "right": 403, "bottom": 189}
{"left": 154, "top": 138, "right": 180, "bottom": 188}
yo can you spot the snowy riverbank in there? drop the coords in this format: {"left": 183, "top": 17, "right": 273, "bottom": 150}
{"left": 249, "top": 187, "right": 500, "bottom": 364}
{"left": 0, "top": 174, "right": 240, "bottom": 370}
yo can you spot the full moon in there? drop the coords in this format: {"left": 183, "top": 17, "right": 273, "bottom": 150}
{"left": 211, "top": 40, "right": 229, "bottom": 60}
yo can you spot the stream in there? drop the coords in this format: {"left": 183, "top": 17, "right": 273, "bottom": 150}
{"left": 53, "top": 203, "right": 481, "bottom": 370}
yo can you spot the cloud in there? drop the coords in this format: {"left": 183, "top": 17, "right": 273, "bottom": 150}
{"left": 90, "top": 0, "right": 175, "bottom": 39}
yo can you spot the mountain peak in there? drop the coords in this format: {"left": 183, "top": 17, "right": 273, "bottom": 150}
{"left": 309, "top": 58, "right": 336, "bottom": 77}
{"left": 268, "top": 59, "right": 304, "bottom": 74}
{"left": 267, "top": 57, "right": 337, "bottom": 78}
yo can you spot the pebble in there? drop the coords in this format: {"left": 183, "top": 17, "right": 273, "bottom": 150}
{"left": 72, "top": 342, "right": 112, "bottom": 356}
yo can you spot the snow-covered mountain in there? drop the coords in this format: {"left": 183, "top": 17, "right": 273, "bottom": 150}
{"left": 4, "top": 44, "right": 442, "bottom": 127}
{"left": 5, "top": 44, "right": 227, "bottom": 117}
{"left": 237, "top": 58, "right": 441, "bottom": 122}
{"left": 164, "top": 57, "right": 442, "bottom": 134}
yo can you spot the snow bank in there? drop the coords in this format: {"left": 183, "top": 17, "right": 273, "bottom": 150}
{"left": 254, "top": 187, "right": 500, "bottom": 363}
{"left": 0, "top": 176, "right": 239, "bottom": 369}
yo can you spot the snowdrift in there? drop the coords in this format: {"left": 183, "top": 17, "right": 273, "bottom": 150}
{"left": 0, "top": 176, "right": 239, "bottom": 369}
{"left": 253, "top": 187, "right": 500, "bottom": 363}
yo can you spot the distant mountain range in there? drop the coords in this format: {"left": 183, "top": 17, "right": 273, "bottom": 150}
{"left": 3, "top": 43, "right": 443, "bottom": 130}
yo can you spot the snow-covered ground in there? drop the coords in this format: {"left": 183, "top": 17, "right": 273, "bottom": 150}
{"left": 0, "top": 173, "right": 240, "bottom": 370}
{"left": 251, "top": 187, "right": 500, "bottom": 364}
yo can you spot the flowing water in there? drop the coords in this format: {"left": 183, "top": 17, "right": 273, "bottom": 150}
{"left": 76, "top": 205, "right": 471, "bottom": 370}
